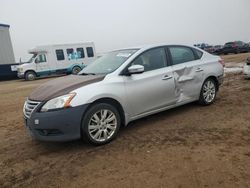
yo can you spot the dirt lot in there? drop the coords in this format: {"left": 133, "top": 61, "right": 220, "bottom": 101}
{"left": 0, "top": 54, "right": 250, "bottom": 188}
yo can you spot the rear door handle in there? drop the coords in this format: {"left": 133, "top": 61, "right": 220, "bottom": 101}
{"left": 162, "top": 75, "right": 173, "bottom": 80}
{"left": 195, "top": 68, "right": 204, "bottom": 72}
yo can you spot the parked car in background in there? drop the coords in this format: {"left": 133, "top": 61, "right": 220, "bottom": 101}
{"left": 204, "top": 45, "right": 215, "bottom": 54}
{"left": 243, "top": 57, "right": 250, "bottom": 79}
{"left": 17, "top": 43, "right": 97, "bottom": 81}
{"left": 23, "top": 44, "right": 224, "bottom": 145}
{"left": 194, "top": 43, "right": 209, "bottom": 50}
{"left": 203, "top": 45, "right": 224, "bottom": 55}
{"left": 213, "top": 45, "right": 224, "bottom": 55}
{"left": 245, "top": 43, "right": 250, "bottom": 52}
{"left": 242, "top": 43, "right": 250, "bottom": 53}
{"left": 222, "top": 41, "right": 249, "bottom": 55}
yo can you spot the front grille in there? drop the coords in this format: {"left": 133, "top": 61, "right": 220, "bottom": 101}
{"left": 23, "top": 99, "right": 41, "bottom": 119}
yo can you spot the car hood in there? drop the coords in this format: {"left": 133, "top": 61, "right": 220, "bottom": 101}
{"left": 29, "top": 75, "right": 105, "bottom": 101}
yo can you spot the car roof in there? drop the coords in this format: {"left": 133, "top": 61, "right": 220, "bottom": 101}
{"left": 117, "top": 43, "right": 196, "bottom": 51}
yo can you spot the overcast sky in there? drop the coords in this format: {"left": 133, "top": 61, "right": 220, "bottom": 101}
{"left": 1, "top": 0, "right": 250, "bottom": 61}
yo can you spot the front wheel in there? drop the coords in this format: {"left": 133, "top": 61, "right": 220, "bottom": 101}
{"left": 81, "top": 103, "right": 121, "bottom": 145}
{"left": 199, "top": 78, "right": 217, "bottom": 105}
{"left": 25, "top": 71, "right": 36, "bottom": 81}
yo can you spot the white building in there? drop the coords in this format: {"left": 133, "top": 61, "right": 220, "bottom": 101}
{"left": 0, "top": 23, "right": 15, "bottom": 65}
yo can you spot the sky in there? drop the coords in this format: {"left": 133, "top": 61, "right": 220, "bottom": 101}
{"left": 1, "top": 0, "right": 250, "bottom": 61}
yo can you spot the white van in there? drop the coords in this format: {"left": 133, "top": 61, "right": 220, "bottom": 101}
{"left": 17, "top": 42, "right": 96, "bottom": 80}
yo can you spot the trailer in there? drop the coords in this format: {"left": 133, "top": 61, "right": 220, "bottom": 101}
{"left": 0, "top": 23, "right": 17, "bottom": 80}
{"left": 17, "top": 43, "right": 97, "bottom": 81}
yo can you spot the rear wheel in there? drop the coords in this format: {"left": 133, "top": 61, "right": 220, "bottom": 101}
{"left": 72, "top": 66, "right": 81, "bottom": 75}
{"left": 25, "top": 71, "right": 36, "bottom": 81}
{"left": 199, "top": 78, "right": 217, "bottom": 105}
{"left": 81, "top": 103, "right": 121, "bottom": 145}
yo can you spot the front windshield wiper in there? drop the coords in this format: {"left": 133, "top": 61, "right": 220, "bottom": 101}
{"left": 79, "top": 72, "right": 96, "bottom": 75}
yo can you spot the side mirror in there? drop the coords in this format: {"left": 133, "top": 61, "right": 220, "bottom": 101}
{"left": 35, "top": 58, "right": 39, "bottom": 63}
{"left": 127, "top": 65, "right": 144, "bottom": 75}
{"left": 247, "top": 57, "right": 250, "bottom": 62}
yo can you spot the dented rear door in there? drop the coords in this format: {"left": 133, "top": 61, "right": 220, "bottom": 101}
{"left": 167, "top": 46, "right": 204, "bottom": 103}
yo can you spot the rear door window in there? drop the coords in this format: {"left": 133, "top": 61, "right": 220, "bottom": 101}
{"left": 169, "top": 46, "right": 196, "bottom": 65}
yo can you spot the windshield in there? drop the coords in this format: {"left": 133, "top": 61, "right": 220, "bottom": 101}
{"left": 27, "top": 54, "right": 37, "bottom": 63}
{"left": 225, "top": 42, "right": 234, "bottom": 46}
{"left": 79, "top": 49, "right": 138, "bottom": 75}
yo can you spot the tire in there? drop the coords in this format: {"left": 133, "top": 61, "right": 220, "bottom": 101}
{"left": 198, "top": 78, "right": 217, "bottom": 106}
{"left": 81, "top": 103, "right": 121, "bottom": 145}
{"left": 72, "top": 66, "right": 81, "bottom": 75}
{"left": 25, "top": 71, "right": 36, "bottom": 81}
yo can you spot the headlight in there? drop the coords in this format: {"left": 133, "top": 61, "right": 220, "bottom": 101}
{"left": 40, "top": 93, "right": 76, "bottom": 112}
{"left": 17, "top": 68, "right": 23, "bottom": 72}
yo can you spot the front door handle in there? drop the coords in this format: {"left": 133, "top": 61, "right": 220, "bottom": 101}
{"left": 195, "top": 68, "right": 204, "bottom": 72}
{"left": 162, "top": 75, "right": 173, "bottom": 80}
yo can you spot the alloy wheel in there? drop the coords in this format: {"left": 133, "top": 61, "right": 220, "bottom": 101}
{"left": 88, "top": 109, "right": 117, "bottom": 142}
{"left": 203, "top": 80, "right": 216, "bottom": 103}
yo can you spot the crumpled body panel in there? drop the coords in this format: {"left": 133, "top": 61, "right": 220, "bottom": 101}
{"left": 172, "top": 64, "right": 203, "bottom": 103}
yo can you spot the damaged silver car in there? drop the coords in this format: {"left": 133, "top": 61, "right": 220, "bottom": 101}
{"left": 23, "top": 44, "right": 224, "bottom": 145}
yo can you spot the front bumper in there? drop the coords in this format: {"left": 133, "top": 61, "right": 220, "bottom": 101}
{"left": 24, "top": 104, "right": 89, "bottom": 142}
{"left": 18, "top": 72, "right": 25, "bottom": 78}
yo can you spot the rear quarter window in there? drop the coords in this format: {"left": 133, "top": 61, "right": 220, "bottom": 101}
{"left": 194, "top": 49, "right": 203, "bottom": 59}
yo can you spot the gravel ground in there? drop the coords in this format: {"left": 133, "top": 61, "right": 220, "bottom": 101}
{"left": 0, "top": 57, "right": 250, "bottom": 188}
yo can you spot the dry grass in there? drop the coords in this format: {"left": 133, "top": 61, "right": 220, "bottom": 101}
{"left": 220, "top": 52, "right": 250, "bottom": 64}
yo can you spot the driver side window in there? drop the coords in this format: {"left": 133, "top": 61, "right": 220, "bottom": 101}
{"left": 36, "top": 54, "right": 47, "bottom": 63}
{"left": 132, "top": 48, "right": 167, "bottom": 72}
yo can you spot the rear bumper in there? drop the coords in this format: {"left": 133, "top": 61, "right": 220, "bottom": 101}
{"left": 217, "top": 75, "right": 224, "bottom": 86}
{"left": 24, "top": 104, "right": 89, "bottom": 142}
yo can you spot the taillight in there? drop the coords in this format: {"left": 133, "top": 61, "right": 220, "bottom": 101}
{"left": 219, "top": 59, "right": 225, "bottom": 67}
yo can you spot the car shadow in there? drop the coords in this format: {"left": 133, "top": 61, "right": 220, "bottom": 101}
{"left": 122, "top": 102, "right": 198, "bottom": 132}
